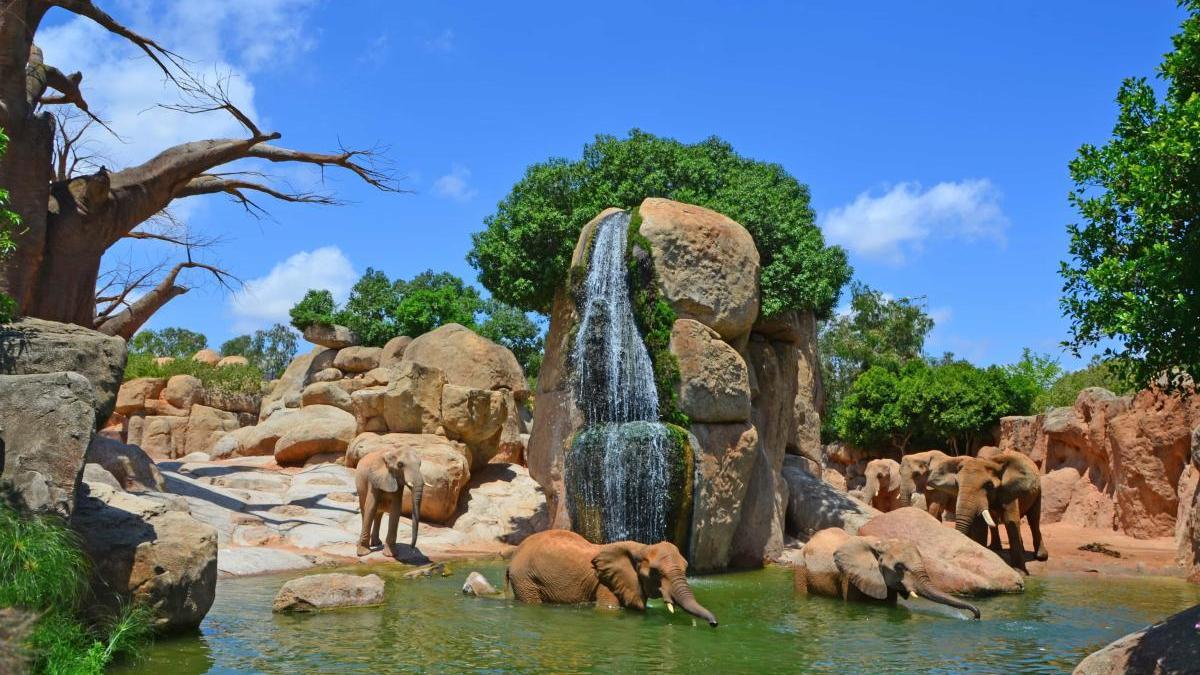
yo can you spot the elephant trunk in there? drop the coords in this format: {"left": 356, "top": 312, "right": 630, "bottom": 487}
{"left": 954, "top": 491, "right": 984, "bottom": 537}
{"left": 912, "top": 571, "right": 980, "bottom": 619}
{"left": 408, "top": 482, "right": 423, "bottom": 548}
{"left": 898, "top": 466, "right": 916, "bottom": 507}
{"left": 864, "top": 472, "right": 879, "bottom": 502}
{"left": 665, "top": 569, "right": 718, "bottom": 627}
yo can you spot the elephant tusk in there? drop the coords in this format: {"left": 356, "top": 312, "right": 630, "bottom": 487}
{"left": 666, "top": 602, "right": 675, "bottom": 614}
{"left": 907, "top": 590, "right": 918, "bottom": 600}
{"left": 425, "top": 480, "right": 434, "bottom": 488}
{"left": 982, "top": 510, "right": 997, "bottom": 528}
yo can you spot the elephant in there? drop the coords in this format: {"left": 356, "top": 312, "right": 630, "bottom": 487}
{"left": 462, "top": 571, "right": 501, "bottom": 596}
{"left": 506, "top": 530, "right": 718, "bottom": 626}
{"left": 794, "top": 528, "right": 980, "bottom": 619}
{"left": 922, "top": 453, "right": 973, "bottom": 521}
{"left": 899, "top": 450, "right": 951, "bottom": 512}
{"left": 863, "top": 458, "right": 902, "bottom": 512}
{"left": 953, "top": 450, "right": 1047, "bottom": 573}
{"left": 355, "top": 448, "right": 424, "bottom": 558}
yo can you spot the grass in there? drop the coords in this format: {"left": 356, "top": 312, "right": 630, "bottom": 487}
{"left": 124, "top": 351, "right": 265, "bottom": 395}
{"left": 0, "top": 500, "right": 152, "bottom": 674}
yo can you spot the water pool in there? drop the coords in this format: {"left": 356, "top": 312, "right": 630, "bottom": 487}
{"left": 117, "top": 563, "right": 1199, "bottom": 674}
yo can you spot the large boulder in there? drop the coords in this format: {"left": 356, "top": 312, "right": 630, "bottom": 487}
{"left": 115, "top": 377, "right": 167, "bottom": 415}
{"left": 72, "top": 481, "right": 218, "bottom": 631}
{"left": 403, "top": 323, "right": 528, "bottom": 400}
{"left": 191, "top": 349, "right": 221, "bottom": 366}
{"left": 781, "top": 455, "right": 877, "bottom": 538}
{"left": 1073, "top": 603, "right": 1200, "bottom": 674}
{"left": 85, "top": 435, "right": 165, "bottom": 492}
{"left": 301, "top": 381, "right": 354, "bottom": 412}
{"left": 689, "top": 422, "right": 759, "bottom": 572}
{"left": 637, "top": 197, "right": 760, "bottom": 341}
{"left": 128, "top": 415, "right": 188, "bottom": 458}
{"left": 273, "top": 405, "right": 357, "bottom": 465}
{"left": 669, "top": 319, "right": 751, "bottom": 424}
{"left": 302, "top": 323, "right": 359, "bottom": 349}
{"left": 440, "top": 384, "right": 507, "bottom": 467}
{"left": 859, "top": 507, "right": 1024, "bottom": 596}
{"left": 345, "top": 433, "right": 470, "bottom": 523}
{"left": 333, "top": 346, "right": 381, "bottom": 374}
{"left": 382, "top": 360, "right": 446, "bottom": 434}
{"left": 182, "top": 405, "right": 239, "bottom": 458}
{"left": 162, "top": 375, "right": 205, "bottom": 410}
{"left": 272, "top": 573, "right": 384, "bottom": 612}
{"left": 210, "top": 409, "right": 299, "bottom": 458}
{"left": 216, "top": 355, "right": 248, "bottom": 368}
{"left": 451, "top": 463, "right": 548, "bottom": 544}
{"left": 0, "top": 318, "right": 126, "bottom": 427}
{"left": 0, "top": 372, "right": 95, "bottom": 515}
{"left": 379, "top": 335, "right": 413, "bottom": 369}
{"left": 259, "top": 347, "right": 335, "bottom": 420}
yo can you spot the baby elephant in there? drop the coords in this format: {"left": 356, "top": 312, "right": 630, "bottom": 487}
{"left": 462, "top": 571, "right": 501, "bottom": 596}
{"left": 355, "top": 448, "right": 424, "bottom": 558}
{"left": 795, "top": 528, "right": 980, "bottom": 619}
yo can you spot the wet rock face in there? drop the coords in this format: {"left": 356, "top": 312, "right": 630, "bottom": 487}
{"left": 272, "top": 573, "right": 384, "bottom": 613}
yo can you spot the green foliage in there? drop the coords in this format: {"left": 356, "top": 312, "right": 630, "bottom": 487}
{"left": 1033, "top": 357, "right": 1134, "bottom": 412}
{"left": 626, "top": 207, "right": 689, "bottom": 428}
{"left": 128, "top": 327, "right": 209, "bottom": 360}
{"left": 391, "top": 270, "right": 483, "bottom": 339}
{"left": 831, "top": 359, "right": 1027, "bottom": 455}
{"left": 0, "top": 128, "right": 20, "bottom": 324}
{"left": 819, "top": 283, "right": 935, "bottom": 429}
{"left": 478, "top": 299, "right": 544, "bottom": 378}
{"left": 1062, "top": 2, "right": 1200, "bottom": 389}
{"left": 220, "top": 323, "right": 298, "bottom": 380}
{"left": 1003, "top": 349, "right": 1064, "bottom": 415}
{"left": 469, "top": 129, "right": 851, "bottom": 317}
{"left": 124, "top": 352, "right": 264, "bottom": 394}
{"left": 0, "top": 502, "right": 150, "bottom": 673}
{"left": 289, "top": 289, "right": 337, "bottom": 333}
{"left": 340, "top": 268, "right": 403, "bottom": 346}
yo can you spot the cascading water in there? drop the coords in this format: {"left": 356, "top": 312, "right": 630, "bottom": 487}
{"left": 564, "top": 210, "right": 672, "bottom": 543}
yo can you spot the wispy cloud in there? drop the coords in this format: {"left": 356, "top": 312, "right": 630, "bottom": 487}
{"left": 423, "top": 28, "right": 455, "bottom": 53}
{"left": 821, "top": 179, "right": 1009, "bottom": 264}
{"left": 228, "top": 246, "right": 357, "bottom": 332}
{"left": 432, "top": 164, "right": 478, "bottom": 202}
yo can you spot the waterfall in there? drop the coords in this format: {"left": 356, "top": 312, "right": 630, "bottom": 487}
{"left": 565, "top": 211, "right": 671, "bottom": 544}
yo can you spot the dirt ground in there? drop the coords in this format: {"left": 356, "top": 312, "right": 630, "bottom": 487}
{"left": 980, "top": 521, "right": 1184, "bottom": 578}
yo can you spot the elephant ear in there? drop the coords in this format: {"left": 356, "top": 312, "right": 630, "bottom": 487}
{"left": 833, "top": 537, "right": 889, "bottom": 600}
{"left": 367, "top": 454, "right": 398, "bottom": 493}
{"left": 592, "top": 542, "right": 645, "bottom": 609}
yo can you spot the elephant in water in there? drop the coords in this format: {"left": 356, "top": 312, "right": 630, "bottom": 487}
{"left": 462, "top": 571, "right": 501, "bottom": 596}
{"left": 355, "top": 449, "right": 424, "bottom": 558}
{"left": 794, "top": 528, "right": 980, "bottom": 619}
{"left": 863, "top": 458, "right": 902, "bottom": 512}
{"left": 953, "top": 450, "right": 1047, "bottom": 573}
{"left": 506, "top": 530, "right": 718, "bottom": 627}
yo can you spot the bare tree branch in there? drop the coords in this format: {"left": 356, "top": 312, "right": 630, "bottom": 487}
{"left": 246, "top": 143, "right": 404, "bottom": 192}
{"left": 177, "top": 174, "right": 339, "bottom": 215}
{"left": 95, "top": 258, "right": 239, "bottom": 338}
{"left": 51, "top": 0, "right": 189, "bottom": 84}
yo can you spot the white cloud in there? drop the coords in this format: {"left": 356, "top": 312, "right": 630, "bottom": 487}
{"left": 929, "top": 305, "right": 953, "bottom": 327}
{"left": 228, "top": 246, "right": 357, "bottom": 332}
{"left": 821, "top": 179, "right": 1008, "bottom": 264}
{"left": 423, "top": 28, "right": 455, "bottom": 53}
{"left": 432, "top": 164, "right": 478, "bottom": 202}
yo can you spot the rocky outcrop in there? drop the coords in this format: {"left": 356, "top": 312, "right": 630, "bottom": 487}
{"left": 688, "top": 423, "right": 758, "bottom": 571}
{"left": 72, "top": 481, "right": 218, "bottom": 631}
{"left": 272, "top": 573, "right": 384, "bottom": 612}
{"left": 117, "top": 375, "right": 259, "bottom": 459}
{"left": 781, "top": 455, "right": 876, "bottom": 538}
{"left": 191, "top": 349, "right": 221, "bottom": 366}
{"left": 379, "top": 335, "right": 412, "bottom": 368}
{"left": 302, "top": 324, "right": 359, "bottom": 350}
{"left": 86, "top": 435, "right": 165, "bottom": 492}
{"left": 0, "top": 317, "right": 127, "bottom": 427}
{"left": 260, "top": 346, "right": 334, "bottom": 420}
{"left": 998, "top": 387, "right": 1200, "bottom": 539}
{"left": 273, "top": 405, "right": 357, "bottom": 465}
{"left": 0, "top": 372, "right": 95, "bottom": 515}
{"left": 1073, "top": 602, "right": 1200, "bottom": 674}
{"left": 382, "top": 360, "right": 446, "bottom": 435}
{"left": 345, "top": 432, "right": 470, "bottom": 523}
{"left": 670, "top": 319, "right": 751, "bottom": 423}
{"left": 333, "top": 346, "right": 381, "bottom": 373}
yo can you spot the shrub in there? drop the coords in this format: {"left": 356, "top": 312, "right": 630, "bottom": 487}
{"left": 289, "top": 289, "right": 337, "bottom": 333}
{"left": 124, "top": 352, "right": 264, "bottom": 394}
{"left": 1033, "top": 357, "right": 1134, "bottom": 412}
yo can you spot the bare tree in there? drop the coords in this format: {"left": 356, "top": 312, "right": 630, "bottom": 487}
{"left": 0, "top": 0, "right": 401, "bottom": 328}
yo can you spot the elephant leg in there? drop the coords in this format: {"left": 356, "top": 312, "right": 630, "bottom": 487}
{"left": 988, "top": 523, "right": 1004, "bottom": 552}
{"left": 358, "top": 490, "right": 378, "bottom": 557}
{"left": 385, "top": 487, "right": 403, "bottom": 558}
{"left": 1003, "top": 502, "right": 1028, "bottom": 574}
{"left": 371, "top": 510, "right": 384, "bottom": 548}
{"left": 1027, "top": 495, "right": 1049, "bottom": 561}
{"left": 926, "top": 493, "right": 944, "bottom": 521}
{"left": 794, "top": 562, "right": 809, "bottom": 595}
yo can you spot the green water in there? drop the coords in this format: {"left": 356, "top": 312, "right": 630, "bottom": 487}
{"left": 118, "top": 564, "right": 1200, "bottom": 674}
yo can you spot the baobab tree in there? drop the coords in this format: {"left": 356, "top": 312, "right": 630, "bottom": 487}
{"left": 0, "top": 0, "right": 400, "bottom": 329}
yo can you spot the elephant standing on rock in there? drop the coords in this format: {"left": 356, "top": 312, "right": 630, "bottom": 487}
{"left": 953, "top": 450, "right": 1047, "bottom": 574}
{"left": 863, "top": 458, "right": 903, "bottom": 512}
{"left": 506, "top": 530, "right": 718, "bottom": 626}
{"left": 794, "top": 528, "right": 980, "bottom": 619}
{"left": 355, "top": 449, "right": 425, "bottom": 558}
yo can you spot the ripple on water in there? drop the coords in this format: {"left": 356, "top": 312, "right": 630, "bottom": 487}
{"left": 115, "top": 566, "right": 1200, "bottom": 674}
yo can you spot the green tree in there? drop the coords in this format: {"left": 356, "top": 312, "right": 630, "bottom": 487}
{"left": 334, "top": 268, "right": 402, "bottom": 347}
{"left": 1062, "top": 2, "right": 1200, "bottom": 389}
{"left": 819, "top": 283, "right": 935, "bottom": 423}
{"left": 0, "top": 129, "right": 20, "bottom": 323}
{"left": 391, "top": 270, "right": 483, "bottom": 338}
{"left": 478, "top": 299, "right": 544, "bottom": 378}
{"left": 469, "top": 129, "right": 851, "bottom": 316}
{"left": 221, "top": 324, "right": 299, "bottom": 379}
{"left": 289, "top": 289, "right": 337, "bottom": 333}
{"left": 1003, "top": 348, "right": 1064, "bottom": 415}
{"left": 1034, "top": 357, "right": 1134, "bottom": 411}
{"left": 128, "top": 327, "right": 208, "bottom": 359}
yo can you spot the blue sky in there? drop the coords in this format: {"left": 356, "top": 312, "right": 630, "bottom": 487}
{"left": 42, "top": 1, "right": 1187, "bottom": 367}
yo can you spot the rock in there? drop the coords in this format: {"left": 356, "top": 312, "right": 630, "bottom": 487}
{"left": 333, "top": 346, "right": 382, "bottom": 373}
{"left": 379, "top": 335, "right": 413, "bottom": 368}
{"left": 452, "top": 463, "right": 548, "bottom": 544}
{"left": 859, "top": 507, "right": 1024, "bottom": 596}
{"left": 83, "top": 463, "right": 122, "bottom": 489}
{"left": 86, "top": 435, "right": 165, "bottom": 492}
{"left": 441, "top": 384, "right": 507, "bottom": 467}
{"left": 191, "top": 349, "right": 221, "bottom": 366}
{"left": 182, "top": 405, "right": 239, "bottom": 457}
{"left": 345, "top": 433, "right": 470, "bottom": 522}
{"left": 669, "top": 319, "right": 751, "bottom": 423}
{"left": 311, "top": 367, "right": 343, "bottom": 383}
{"left": 0, "top": 372, "right": 95, "bottom": 515}
{"left": 350, "top": 386, "right": 388, "bottom": 433}
{"left": 0, "top": 317, "right": 127, "bottom": 427}
{"left": 382, "top": 360, "right": 446, "bottom": 434}
{"left": 160, "top": 374, "right": 204, "bottom": 409}
{"left": 689, "top": 422, "right": 759, "bottom": 572}
{"left": 360, "top": 367, "right": 393, "bottom": 387}
{"left": 272, "top": 573, "right": 384, "bottom": 612}
{"left": 334, "top": 378, "right": 371, "bottom": 395}
{"left": 210, "top": 410, "right": 297, "bottom": 458}
{"left": 216, "top": 355, "right": 249, "bottom": 368}
{"left": 218, "top": 547, "right": 312, "bottom": 576}
{"left": 1073, "top": 603, "right": 1200, "bottom": 674}
{"left": 204, "top": 390, "right": 262, "bottom": 416}
{"left": 274, "top": 405, "right": 357, "bottom": 465}
{"left": 115, "top": 377, "right": 167, "bottom": 415}
{"left": 153, "top": 357, "right": 175, "bottom": 367}
{"left": 781, "top": 455, "right": 877, "bottom": 538}
{"left": 404, "top": 323, "right": 528, "bottom": 400}
{"left": 179, "top": 452, "right": 211, "bottom": 463}
{"left": 259, "top": 347, "right": 335, "bottom": 420}
{"left": 301, "top": 381, "right": 354, "bottom": 412}
{"left": 302, "top": 323, "right": 359, "bottom": 349}
{"left": 637, "top": 197, "right": 760, "bottom": 341}
{"left": 72, "top": 482, "right": 218, "bottom": 631}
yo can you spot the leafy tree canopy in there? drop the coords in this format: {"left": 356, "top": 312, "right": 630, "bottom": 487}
{"left": 468, "top": 129, "right": 852, "bottom": 316}
{"left": 478, "top": 298, "right": 544, "bottom": 379}
{"left": 1034, "top": 356, "right": 1134, "bottom": 412}
{"left": 1062, "top": 1, "right": 1200, "bottom": 388}
{"left": 0, "top": 129, "right": 19, "bottom": 323}
{"left": 1003, "top": 348, "right": 1064, "bottom": 415}
{"left": 220, "top": 323, "right": 299, "bottom": 380}
{"left": 128, "top": 327, "right": 208, "bottom": 360}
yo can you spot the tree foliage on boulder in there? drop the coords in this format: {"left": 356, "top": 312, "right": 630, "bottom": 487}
{"left": 1062, "top": 1, "right": 1200, "bottom": 389}
{"left": 468, "top": 129, "right": 851, "bottom": 317}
